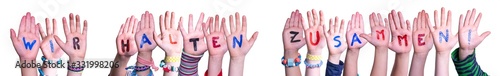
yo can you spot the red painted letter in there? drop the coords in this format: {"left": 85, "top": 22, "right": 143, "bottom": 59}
{"left": 376, "top": 30, "right": 385, "bottom": 40}
{"left": 309, "top": 31, "right": 320, "bottom": 45}
{"left": 397, "top": 35, "right": 408, "bottom": 46}
{"left": 417, "top": 34, "right": 425, "bottom": 46}
{"left": 169, "top": 34, "right": 177, "bottom": 44}
{"left": 212, "top": 37, "right": 221, "bottom": 48}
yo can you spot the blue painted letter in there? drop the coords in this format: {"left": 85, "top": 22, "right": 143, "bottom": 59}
{"left": 350, "top": 33, "right": 362, "bottom": 46}
{"left": 468, "top": 29, "right": 471, "bottom": 45}
{"left": 140, "top": 33, "right": 152, "bottom": 48}
{"left": 438, "top": 29, "right": 449, "bottom": 43}
{"left": 333, "top": 35, "right": 341, "bottom": 47}
{"left": 232, "top": 34, "right": 243, "bottom": 48}
{"left": 50, "top": 40, "right": 54, "bottom": 52}
{"left": 23, "top": 37, "right": 36, "bottom": 50}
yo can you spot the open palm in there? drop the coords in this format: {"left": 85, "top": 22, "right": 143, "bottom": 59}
{"left": 283, "top": 10, "right": 305, "bottom": 51}
{"left": 457, "top": 9, "right": 491, "bottom": 53}
{"left": 428, "top": 7, "right": 458, "bottom": 51}
{"left": 180, "top": 13, "right": 209, "bottom": 56}
{"left": 205, "top": 15, "right": 228, "bottom": 56}
{"left": 225, "top": 12, "right": 259, "bottom": 57}
{"left": 303, "top": 9, "right": 326, "bottom": 55}
{"left": 388, "top": 10, "right": 412, "bottom": 53}
{"left": 135, "top": 11, "right": 157, "bottom": 52}
{"left": 10, "top": 12, "right": 41, "bottom": 60}
{"left": 54, "top": 13, "right": 88, "bottom": 59}
{"left": 361, "top": 13, "right": 390, "bottom": 47}
{"left": 412, "top": 10, "right": 433, "bottom": 52}
{"left": 346, "top": 12, "right": 367, "bottom": 49}
{"left": 116, "top": 16, "right": 139, "bottom": 57}
{"left": 39, "top": 18, "right": 64, "bottom": 60}
{"left": 324, "top": 17, "right": 347, "bottom": 55}
{"left": 154, "top": 11, "right": 183, "bottom": 55}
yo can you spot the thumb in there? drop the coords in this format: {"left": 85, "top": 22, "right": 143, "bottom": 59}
{"left": 360, "top": 33, "right": 373, "bottom": 43}
{"left": 152, "top": 32, "right": 162, "bottom": 45}
{"left": 479, "top": 31, "right": 491, "bottom": 42}
{"left": 10, "top": 29, "right": 18, "bottom": 43}
{"left": 248, "top": 31, "right": 259, "bottom": 47}
{"left": 53, "top": 35, "right": 67, "bottom": 53}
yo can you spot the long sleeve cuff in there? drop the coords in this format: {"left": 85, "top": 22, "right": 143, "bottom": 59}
{"left": 451, "top": 48, "right": 488, "bottom": 76}
{"left": 179, "top": 52, "right": 203, "bottom": 76}
{"left": 325, "top": 60, "right": 344, "bottom": 76}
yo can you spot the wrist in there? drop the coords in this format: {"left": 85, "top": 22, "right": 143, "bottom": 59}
{"left": 328, "top": 54, "right": 341, "bottom": 64}
{"left": 307, "top": 49, "right": 322, "bottom": 55}
{"left": 347, "top": 49, "right": 360, "bottom": 54}
{"left": 284, "top": 51, "right": 299, "bottom": 59}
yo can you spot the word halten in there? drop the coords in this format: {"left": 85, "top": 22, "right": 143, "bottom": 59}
{"left": 22, "top": 37, "right": 37, "bottom": 50}
{"left": 122, "top": 40, "right": 130, "bottom": 52}
{"left": 140, "top": 33, "right": 152, "bottom": 48}
{"left": 397, "top": 34, "right": 408, "bottom": 46}
{"left": 309, "top": 31, "right": 320, "bottom": 45}
{"left": 15, "top": 60, "right": 65, "bottom": 68}
{"left": 333, "top": 35, "right": 341, "bottom": 47}
{"left": 350, "top": 33, "right": 362, "bottom": 46}
{"left": 212, "top": 37, "right": 221, "bottom": 48}
{"left": 417, "top": 34, "right": 425, "bottom": 46}
{"left": 290, "top": 31, "right": 301, "bottom": 43}
{"left": 189, "top": 38, "right": 200, "bottom": 51}
{"left": 232, "top": 34, "right": 243, "bottom": 48}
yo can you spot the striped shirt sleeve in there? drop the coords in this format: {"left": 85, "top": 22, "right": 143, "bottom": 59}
{"left": 451, "top": 48, "right": 488, "bottom": 76}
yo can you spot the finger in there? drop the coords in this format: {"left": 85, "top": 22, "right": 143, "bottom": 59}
{"left": 323, "top": 21, "right": 329, "bottom": 35}
{"left": 188, "top": 14, "right": 194, "bottom": 33}
{"left": 446, "top": 10, "right": 452, "bottom": 27}
{"left": 170, "top": 12, "right": 176, "bottom": 29}
{"left": 124, "top": 17, "right": 130, "bottom": 33}
{"left": 215, "top": 15, "right": 220, "bottom": 32}
{"left": 76, "top": 15, "right": 81, "bottom": 33}
{"left": 312, "top": 9, "right": 319, "bottom": 26}
{"left": 26, "top": 13, "right": 31, "bottom": 33}
{"left": 298, "top": 13, "right": 305, "bottom": 29}
{"left": 427, "top": 13, "right": 435, "bottom": 32}
{"left": 441, "top": 7, "right": 446, "bottom": 27}
{"left": 242, "top": 15, "right": 248, "bottom": 33}
{"left": 465, "top": 9, "right": 472, "bottom": 26}
{"left": 474, "top": 13, "right": 482, "bottom": 30}
{"left": 35, "top": 23, "right": 41, "bottom": 38}
{"left": 140, "top": 13, "right": 146, "bottom": 29}
{"left": 289, "top": 11, "right": 295, "bottom": 27}
{"left": 377, "top": 13, "right": 384, "bottom": 27}
{"left": 235, "top": 12, "right": 241, "bottom": 32}
{"left": 358, "top": 12, "right": 364, "bottom": 29}
{"left": 328, "top": 18, "right": 333, "bottom": 34}
{"left": 209, "top": 16, "right": 215, "bottom": 32}
{"left": 52, "top": 19, "right": 58, "bottom": 35}
{"left": 392, "top": 10, "right": 401, "bottom": 29}
{"left": 19, "top": 16, "right": 26, "bottom": 32}
{"left": 351, "top": 13, "right": 356, "bottom": 29}
{"left": 30, "top": 16, "right": 36, "bottom": 34}
{"left": 152, "top": 31, "right": 162, "bottom": 45}
{"left": 307, "top": 11, "right": 313, "bottom": 28}
{"left": 164, "top": 11, "right": 170, "bottom": 30}
{"left": 347, "top": 20, "right": 351, "bottom": 31}
{"left": 418, "top": 11, "right": 423, "bottom": 29}
{"left": 334, "top": 17, "right": 339, "bottom": 33}
{"left": 131, "top": 16, "right": 138, "bottom": 33}
{"left": 222, "top": 18, "right": 230, "bottom": 36}
{"left": 434, "top": 10, "right": 440, "bottom": 28}
{"left": 119, "top": 24, "right": 124, "bottom": 34}
{"left": 229, "top": 15, "right": 236, "bottom": 33}
{"left": 62, "top": 17, "right": 69, "bottom": 35}
{"left": 148, "top": 12, "right": 155, "bottom": 29}
{"left": 413, "top": 18, "right": 417, "bottom": 32}
{"left": 196, "top": 13, "right": 205, "bottom": 31}
{"left": 179, "top": 17, "right": 187, "bottom": 36}
{"left": 70, "top": 13, "right": 75, "bottom": 33}
{"left": 83, "top": 20, "right": 88, "bottom": 35}
{"left": 39, "top": 22, "right": 46, "bottom": 38}
{"left": 470, "top": 9, "right": 477, "bottom": 27}
{"left": 128, "top": 16, "right": 136, "bottom": 33}
{"left": 248, "top": 32, "right": 259, "bottom": 47}
{"left": 159, "top": 15, "right": 165, "bottom": 33}
{"left": 479, "top": 31, "right": 491, "bottom": 41}
{"left": 389, "top": 13, "right": 396, "bottom": 31}
{"left": 459, "top": 14, "right": 464, "bottom": 30}
{"left": 406, "top": 20, "right": 411, "bottom": 30}
{"left": 355, "top": 12, "right": 361, "bottom": 28}
{"left": 45, "top": 18, "right": 52, "bottom": 35}
{"left": 369, "top": 13, "right": 375, "bottom": 27}
{"left": 398, "top": 12, "right": 407, "bottom": 30}
{"left": 53, "top": 35, "right": 66, "bottom": 49}
{"left": 285, "top": 18, "right": 290, "bottom": 29}
{"left": 204, "top": 17, "right": 213, "bottom": 36}
{"left": 360, "top": 34, "right": 372, "bottom": 43}
{"left": 384, "top": 18, "right": 390, "bottom": 31}
{"left": 319, "top": 10, "right": 325, "bottom": 26}
{"left": 294, "top": 11, "right": 300, "bottom": 27}
{"left": 340, "top": 19, "right": 345, "bottom": 34}
{"left": 10, "top": 29, "right": 19, "bottom": 43}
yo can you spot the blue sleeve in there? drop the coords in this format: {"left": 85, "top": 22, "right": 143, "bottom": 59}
{"left": 325, "top": 60, "right": 344, "bottom": 76}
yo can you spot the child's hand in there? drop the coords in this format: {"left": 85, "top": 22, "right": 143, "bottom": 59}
{"left": 457, "top": 8, "right": 490, "bottom": 58}
{"left": 387, "top": 10, "right": 412, "bottom": 53}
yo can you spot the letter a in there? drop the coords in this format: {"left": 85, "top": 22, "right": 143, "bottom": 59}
{"left": 140, "top": 33, "right": 152, "bottom": 48}
{"left": 350, "top": 33, "right": 362, "bottom": 46}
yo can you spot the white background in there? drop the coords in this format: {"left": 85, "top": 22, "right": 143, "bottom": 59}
{"left": 1, "top": 0, "right": 498, "bottom": 76}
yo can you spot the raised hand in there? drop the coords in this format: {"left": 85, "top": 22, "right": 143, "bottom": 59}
{"left": 116, "top": 16, "right": 139, "bottom": 57}
{"left": 154, "top": 11, "right": 183, "bottom": 55}
{"left": 361, "top": 13, "right": 389, "bottom": 47}
{"left": 135, "top": 11, "right": 157, "bottom": 53}
{"left": 39, "top": 18, "right": 64, "bottom": 61}
{"left": 303, "top": 9, "right": 326, "bottom": 54}
{"left": 324, "top": 17, "right": 346, "bottom": 55}
{"left": 346, "top": 12, "right": 367, "bottom": 49}
{"left": 457, "top": 8, "right": 490, "bottom": 57}
{"left": 205, "top": 15, "right": 228, "bottom": 56}
{"left": 180, "top": 13, "right": 209, "bottom": 56}
{"left": 429, "top": 7, "right": 458, "bottom": 51}
{"left": 388, "top": 10, "right": 412, "bottom": 53}
{"left": 54, "top": 13, "right": 88, "bottom": 60}
{"left": 11, "top": 12, "right": 41, "bottom": 60}
{"left": 283, "top": 10, "right": 305, "bottom": 52}
{"left": 225, "top": 12, "right": 259, "bottom": 57}
{"left": 412, "top": 10, "right": 433, "bottom": 52}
